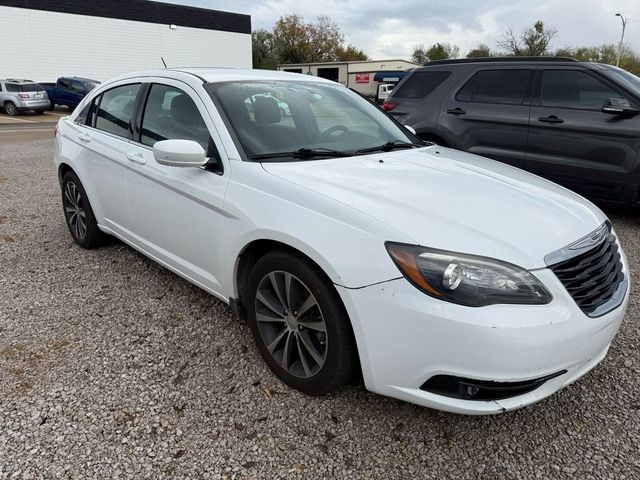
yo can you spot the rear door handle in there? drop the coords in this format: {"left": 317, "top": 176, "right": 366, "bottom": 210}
{"left": 126, "top": 152, "right": 146, "bottom": 165}
{"left": 77, "top": 133, "right": 91, "bottom": 142}
{"left": 446, "top": 107, "right": 466, "bottom": 115}
{"left": 538, "top": 115, "right": 564, "bottom": 124}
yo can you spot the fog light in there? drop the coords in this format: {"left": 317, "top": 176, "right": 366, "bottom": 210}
{"left": 465, "top": 385, "right": 479, "bottom": 397}
{"left": 443, "top": 263, "right": 463, "bottom": 290}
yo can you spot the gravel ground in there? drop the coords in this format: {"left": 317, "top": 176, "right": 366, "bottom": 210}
{"left": 1, "top": 139, "right": 639, "bottom": 479}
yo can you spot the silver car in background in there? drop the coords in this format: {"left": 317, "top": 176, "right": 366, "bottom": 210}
{"left": 0, "top": 79, "right": 50, "bottom": 115}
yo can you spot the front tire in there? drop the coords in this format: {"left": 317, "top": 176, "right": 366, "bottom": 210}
{"left": 61, "top": 171, "right": 107, "bottom": 248}
{"left": 4, "top": 102, "right": 18, "bottom": 116}
{"left": 246, "top": 250, "right": 358, "bottom": 395}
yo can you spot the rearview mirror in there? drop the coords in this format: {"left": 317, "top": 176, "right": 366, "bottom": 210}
{"left": 153, "top": 139, "right": 207, "bottom": 167}
{"left": 602, "top": 97, "right": 639, "bottom": 116}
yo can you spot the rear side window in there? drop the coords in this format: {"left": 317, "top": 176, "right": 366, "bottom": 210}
{"left": 393, "top": 71, "right": 451, "bottom": 98}
{"left": 4, "top": 83, "right": 43, "bottom": 92}
{"left": 456, "top": 70, "right": 531, "bottom": 104}
{"left": 140, "top": 84, "right": 211, "bottom": 150}
{"left": 540, "top": 70, "right": 624, "bottom": 109}
{"left": 94, "top": 84, "right": 140, "bottom": 139}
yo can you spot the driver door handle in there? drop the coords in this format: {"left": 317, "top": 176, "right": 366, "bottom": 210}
{"left": 77, "top": 133, "right": 91, "bottom": 142}
{"left": 446, "top": 107, "right": 466, "bottom": 115}
{"left": 126, "top": 152, "right": 146, "bottom": 165}
{"left": 538, "top": 115, "right": 564, "bottom": 124}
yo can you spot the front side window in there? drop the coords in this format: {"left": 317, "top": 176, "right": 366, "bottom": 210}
{"left": 393, "top": 71, "right": 451, "bottom": 98}
{"left": 456, "top": 69, "right": 531, "bottom": 104}
{"left": 71, "top": 81, "right": 85, "bottom": 93}
{"left": 140, "top": 84, "right": 211, "bottom": 150}
{"left": 94, "top": 84, "right": 140, "bottom": 139}
{"left": 206, "top": 81, "right": 416, "bottom": 160}
{"left": 540, "top": 70, "right": 624, "bottom": 109}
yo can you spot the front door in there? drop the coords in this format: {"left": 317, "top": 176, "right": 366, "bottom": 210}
{"left": 121, "top": 80, "right": 231, "bottom": 296}
{"left": 526, "top": 68, "right": 640, "bottom": 200}
{"left": 438, "top": 68, "right": 534, "bottom": 169}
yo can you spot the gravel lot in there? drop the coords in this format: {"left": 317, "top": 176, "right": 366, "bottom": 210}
{"left": 1, "top": 138, "right": 639, "bottom": 479}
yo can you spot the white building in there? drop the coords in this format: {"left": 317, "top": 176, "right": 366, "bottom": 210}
{"left": 0, "top": 0, "right": 252, "bottom": 82}
{"left": 277, "top": 59, "right": 421, "bottom": 99}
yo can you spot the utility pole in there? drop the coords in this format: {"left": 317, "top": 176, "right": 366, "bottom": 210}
{"left": 615, "top": 13, "right": 627, "bottom": 67}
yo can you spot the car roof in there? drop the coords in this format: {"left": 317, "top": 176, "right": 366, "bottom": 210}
{"left": 0, "top": 79, "right": 37, "bottom": 83}
{"left": 416, "top": 57, "right": 596, "bottom": 71}
{"left": 104, "top": 68, "right": 337, "bottom": 85}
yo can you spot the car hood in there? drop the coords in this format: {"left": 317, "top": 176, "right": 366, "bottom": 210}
{"left": 260, "top": 146, "right": 607, "bottom": 270}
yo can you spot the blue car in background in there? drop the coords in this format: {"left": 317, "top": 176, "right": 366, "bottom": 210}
{"left": 41, "top": 77, "right": 99, "bottom": 110}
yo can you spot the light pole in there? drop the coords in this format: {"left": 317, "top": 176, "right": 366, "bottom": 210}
{"left": 615, "top": 13, "right": 627, "bottom": 67}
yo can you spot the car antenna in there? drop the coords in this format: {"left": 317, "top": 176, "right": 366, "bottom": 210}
{"left": 161, "top": 57, "right": 168, "bottom": 68}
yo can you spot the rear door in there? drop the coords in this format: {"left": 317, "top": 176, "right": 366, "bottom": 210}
{"left": 526, "top": 67, "right": 640, "bottom": 200}
{"left": 438, "top": 67, "right": 535, "bottom": 169}
{"left": 70, "top": 82, "right": 141, "bottom": 233}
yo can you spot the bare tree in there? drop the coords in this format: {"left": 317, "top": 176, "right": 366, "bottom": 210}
{"left": 498, "top": 21, "right": 557, "bottom": 56}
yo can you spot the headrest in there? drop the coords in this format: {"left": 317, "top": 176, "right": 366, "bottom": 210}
{"left": 171, "top": 94, "right": 196, "bottom": 125}
{"left": 253, "top": 96, "right": 281, "bottom": 125}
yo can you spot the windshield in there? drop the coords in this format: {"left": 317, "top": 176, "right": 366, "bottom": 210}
{"left": 600, "top": 65, "right": 640, "bottom": 93}
{"left": 206, "top": 80, "right": 418, "bottom": 160}
{"left": 85, "top": 80, "right": 99, "bottom": 91}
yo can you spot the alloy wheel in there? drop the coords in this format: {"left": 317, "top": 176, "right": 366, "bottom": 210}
{"left": 5, "top": 103, "right": 17, "bottom": 116}
{"left": 254, "top": 271, "right": 328, "bottom": 378}
{"left": 63, "top": 181, "right": 87, "bottom": 240}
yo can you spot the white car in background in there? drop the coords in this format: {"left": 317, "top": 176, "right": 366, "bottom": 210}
{"left": 53, "top": 68, "right": 628, "bottom": 414}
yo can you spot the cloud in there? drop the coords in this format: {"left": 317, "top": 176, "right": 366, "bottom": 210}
{"left": 162, "top": 0, "right": 640, "bottom": 58}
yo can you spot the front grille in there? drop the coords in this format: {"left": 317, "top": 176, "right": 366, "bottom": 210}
{"left": 550, "top": 233, "right": 624, "bottom": 316}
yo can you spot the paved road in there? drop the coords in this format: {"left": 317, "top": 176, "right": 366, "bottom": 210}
{"left": 0, "top": 138, "right": 639, "bottom": 479}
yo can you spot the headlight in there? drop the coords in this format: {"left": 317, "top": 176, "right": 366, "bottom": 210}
{"left": 385, "top": 242, "right": 552, "bottom": 307}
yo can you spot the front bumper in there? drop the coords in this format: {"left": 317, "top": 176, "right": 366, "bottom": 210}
{"left": 337, "top": 266, "right": 628, "bottom": 415}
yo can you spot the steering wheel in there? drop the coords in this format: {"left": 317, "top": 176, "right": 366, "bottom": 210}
{"left": 320, "top": 125, "right": 350, "bottom": 140}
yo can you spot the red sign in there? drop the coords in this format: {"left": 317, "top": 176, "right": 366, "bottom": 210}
{"left": 355, "top": 73, "right": 370, "bottom": 83}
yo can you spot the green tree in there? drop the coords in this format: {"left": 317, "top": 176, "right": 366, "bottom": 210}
{"left": 337, "top": 45, "right": 369, "bottom": 61}
{"left": 426, "top": 42, "right": 460, "bottom": 61}
{"left": 252, "top": 28, "right": 278, "bottom": 69}
{"left": 411, "top": 42, "right": 459, "bottom": 64}
{"left": 498, "top": 20, "right": 557, "bottom": 56}
{"left": 556, "top": 44, "right": 640, "bottom": 76}
{"left": 467, "top": 43, "right": 491, "bottom": 58}
{"left": 258, "top": 14, "right": 368, "bottom": 66}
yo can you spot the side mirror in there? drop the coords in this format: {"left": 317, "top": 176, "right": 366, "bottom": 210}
{"left": 153, "top": 139, "right": 206, "bottom": 167}
{"left": 405, "top": 125, "right": 417, "bottom": 135}
{"left": 602, "top": 97, "right": 639, "bottom": 116}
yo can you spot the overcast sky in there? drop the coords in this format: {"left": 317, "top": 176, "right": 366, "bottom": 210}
{"left": 162, "top": 0, "right": 640, "bottom": 59}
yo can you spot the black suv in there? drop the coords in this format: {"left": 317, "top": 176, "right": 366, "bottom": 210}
{"left": 384, "top": 58, "right": 640, "bottom": 202}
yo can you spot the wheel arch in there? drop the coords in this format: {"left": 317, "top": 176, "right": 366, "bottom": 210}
{"left": 233, "top": 238, "right": 342, "bottom": 314}
{"left": 58, "top": 162, "right": 74, "bottom": 185}
{"left": 232, "top": 237, "right": 363, "bottom": 382}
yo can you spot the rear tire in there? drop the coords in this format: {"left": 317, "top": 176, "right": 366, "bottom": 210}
{"left": 4, "top": 102, "right": 18, "bottom": 116}
{"left": 61, "top": 171, "right": 108, "bottom": 249}
{"left": 245, "top": 250, "right": 358, "bottom": 395}
{"left": 47, "top": 101, "right": 55, "bottom": 111}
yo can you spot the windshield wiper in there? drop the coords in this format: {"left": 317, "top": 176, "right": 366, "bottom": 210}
{"left": 250, "top": 147, "right": 351, "bottom": 161}
{"left": 354, "top": 140, "right": 421, "bottom": 155}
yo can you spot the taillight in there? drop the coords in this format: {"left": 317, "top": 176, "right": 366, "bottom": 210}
{"left": 382, "top": 101, "right": 398, "bottom": 112}
{"left": 18, "top": 93, "right": 30, "bottom": 99}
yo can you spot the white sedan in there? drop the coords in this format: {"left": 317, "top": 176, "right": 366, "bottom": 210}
{"left": 54, "top": 68, "right": 629, "bottom": 414}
